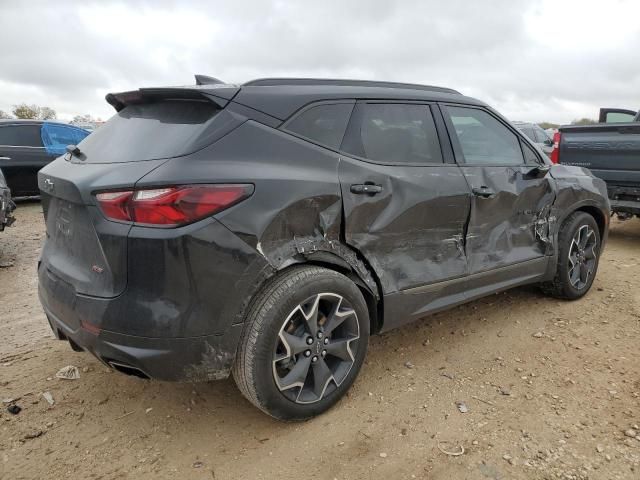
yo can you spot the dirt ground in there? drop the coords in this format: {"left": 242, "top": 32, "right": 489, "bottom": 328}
{"left": 1, "top": 202, "right": 639, "bottom": 480}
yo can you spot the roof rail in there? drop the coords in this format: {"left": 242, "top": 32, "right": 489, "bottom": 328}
{"left": 243, "top": 77, "right": 460, "bottom": 94}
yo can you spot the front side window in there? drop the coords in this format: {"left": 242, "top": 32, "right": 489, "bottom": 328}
{"left": 446, "top": 107, "right": 524, "bottom": 165}
{"left": 521, "top": 141, "right": 541, "bottom": 164}
{"left": 0, "top": 125, "right": 43, "bottom": 147}
{"left": 41, "top": 123, "right": 90, "bottom": 156}
{"left": 344, "top": 103, "right": 443, "bottom": 164}
{"left": 285, "top": 103, "right": 353, "bottom": 150}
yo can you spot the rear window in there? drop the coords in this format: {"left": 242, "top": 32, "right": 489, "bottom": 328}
{"left": 0, "top": 125, "right": 43, "bottom": 147}
{"left": 77, "top": 100, "right": 220, "bottom": 163}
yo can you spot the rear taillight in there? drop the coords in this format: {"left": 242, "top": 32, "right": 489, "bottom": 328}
{"left": 95, "top": 184, "right": 253, "bottom": 227}
{"left": 550, "top": 132, "right": 561, "bottom": 164}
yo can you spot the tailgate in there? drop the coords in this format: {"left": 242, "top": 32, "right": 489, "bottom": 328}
{"left": 560, "top": 124, "right": 640, "bottom": 188}
{"left": 38, "top": 157, "right": 168, "bottom": 298}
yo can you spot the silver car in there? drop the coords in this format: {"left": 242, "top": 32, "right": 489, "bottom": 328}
{"left": 513, "top": 121, "right": 554, "bottom": 157}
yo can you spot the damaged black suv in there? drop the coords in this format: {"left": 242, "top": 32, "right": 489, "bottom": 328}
{"left": 38, "top": 77, "right": 609, "bottom": 420}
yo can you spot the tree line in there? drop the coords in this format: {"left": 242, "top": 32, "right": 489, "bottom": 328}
{"left": 0, "top": 104, "right": 99, "bottom": 125}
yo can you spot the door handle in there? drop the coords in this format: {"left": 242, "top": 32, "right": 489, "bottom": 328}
{"left": 0, "top": 157, "right": 11, "bottom": 161}
{"left": 472, "top": 186, "right": 495, "bottom": 198}
{"left": 350, "top": 184, "right": 383, "bottom": 195}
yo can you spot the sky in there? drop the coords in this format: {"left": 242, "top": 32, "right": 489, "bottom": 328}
{"left": 1, "top": 0, "right": 639, "bottom": 124}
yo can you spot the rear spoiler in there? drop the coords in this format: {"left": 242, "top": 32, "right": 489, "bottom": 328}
{"left": 106, "top": 84, "right": 239, "bottom": 112}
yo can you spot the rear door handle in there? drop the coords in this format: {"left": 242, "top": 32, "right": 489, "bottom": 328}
{"left": 472, "top": 186, "right": 495, "bottom": 198}
{"left": 0, "top": 157, "right": 11, "bottom": 161}
{"left": 350, "top": 184, "right": 383, "bottom": 195}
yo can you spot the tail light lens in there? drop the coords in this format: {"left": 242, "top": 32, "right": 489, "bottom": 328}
{"left": 95, "top": 184, "right": 253, "bottom": 227}
{"left": 550, "top": 132, "right": 561, "bottom": 164}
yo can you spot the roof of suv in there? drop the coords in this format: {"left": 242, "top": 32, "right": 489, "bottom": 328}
{"left": 0, "top": 119, "right": 69, "bottom": 126}
{"left": 108, "top": 76, "right": 487, "bottom": 121}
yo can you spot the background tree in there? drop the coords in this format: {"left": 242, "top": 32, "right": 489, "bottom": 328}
{"left": 538, "top": 122, "right": 559, "bottom": 129}
{"left": 571, "top": 118, "right": 597, "bottom": 126}
{"left": 11, "top": 103, "right": 57, "bottom": 120}
{"left": 0, "top": 110, "right": 12, "bottom": 119}
{"left": 39, "top": 106, "right": 57, "bottom": 120}
{"left": 71, "top": 114, "right": 95, "bottom": 125}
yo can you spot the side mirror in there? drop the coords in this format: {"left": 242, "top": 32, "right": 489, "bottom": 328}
{"left": 525, "top": 163, "right": 551, "bottom": 178}
{"left": 544, "top": 138, "right": 553, "bottom": 147}
{"left": 536, "top": 163, "right": 551, "bottom": 174}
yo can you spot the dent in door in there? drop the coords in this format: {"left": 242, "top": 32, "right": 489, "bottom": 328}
{"left": 341, "top": 163, "right": 471, "bottom": 294}
{"left": 463, "top": 166, "right": 556, "bottom": 271}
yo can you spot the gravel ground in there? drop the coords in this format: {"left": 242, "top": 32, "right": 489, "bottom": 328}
{"left": 1, "top": 202, "right": 639, "bottom": 480}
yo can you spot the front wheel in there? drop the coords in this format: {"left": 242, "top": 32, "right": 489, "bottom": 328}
{"left": 541, "top": 211, "right": 601, "bottom": 299}
{"left": 233, "top": 266, "right": 369, "bottom": 420}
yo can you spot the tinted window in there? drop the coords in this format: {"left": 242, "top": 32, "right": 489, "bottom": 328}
{"left": 78, "top": 100, "right": 220, "bottom": 163}
{"left": 345, "top": 103, "right": 443, "bottom": 164}
{"left": 0, "top": 125, "right": 43, "bottom": 147}
{"left": 41, "top": 123, "right": 90, "bottom": 156}
{"left": 446, "top": 107, "right": 523, "bottom": 165}
{"left": 285, "top": 103, "right": 353, "bottom": 149}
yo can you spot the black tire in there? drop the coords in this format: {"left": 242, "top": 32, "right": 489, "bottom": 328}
{"left": 232, "top": 266, "right": 369, "bottom": 421}
{"left": 541, "top": 211, "right": 601, "bottom": 299}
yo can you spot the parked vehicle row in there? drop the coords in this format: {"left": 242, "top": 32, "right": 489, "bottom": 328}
{"left": 553, "top": 107, "right": 640, "bottom": 219}
{"left": 0, "top": 120, "right": 89, "bottom": 197}
{"left": 36, "top": 77, "right": 609, "bottom": 420}
{"left": 513, "top": 121, "right": 554, "bottom": 157}
{"left": 0, "top": 168, "right": 15, "bottom": 231}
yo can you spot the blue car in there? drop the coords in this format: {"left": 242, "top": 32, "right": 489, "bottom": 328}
{"left": 0, "top": 120, "right": 89, "bottom": 197}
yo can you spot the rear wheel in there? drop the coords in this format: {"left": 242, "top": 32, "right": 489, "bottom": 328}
{"left": 233, "top": 266, "right": 369, "bottom": 420}
{"left": 542, "top": 212, "right": 601, "bottom": 299}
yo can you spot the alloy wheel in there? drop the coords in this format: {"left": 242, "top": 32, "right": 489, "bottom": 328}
{"left": 272, "top": 293, "right": 360, "bottom": 404}
{"left": 568, "top": 224, "right": 597, "bottom": 290}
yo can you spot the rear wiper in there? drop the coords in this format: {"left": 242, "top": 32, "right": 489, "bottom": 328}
{"left": 65, "top": 144, "right": 84, "bottom": 160}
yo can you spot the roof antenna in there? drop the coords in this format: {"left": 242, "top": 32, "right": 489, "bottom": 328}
{"left": 195, "top": 74, "right": 224, "bottom": 86}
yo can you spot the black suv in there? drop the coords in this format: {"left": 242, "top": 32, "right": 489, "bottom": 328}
{"left": 0, "top": 120, "right": 89, "bottom": 197}
{"left": 38, "top": 78, "right": 609, "bottom": 420}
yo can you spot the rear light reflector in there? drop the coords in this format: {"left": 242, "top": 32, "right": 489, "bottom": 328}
{"left": 95, "top": 184, "right": 253, "bottom": 227}
{"left": 550, "top": 132, "right": 561, "bottom": 164}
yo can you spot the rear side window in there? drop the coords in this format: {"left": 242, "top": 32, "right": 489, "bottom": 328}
{"left": 78, "top": 100, "right": 221, "bottom": 163}
{"left": 285, "top": 103, "right": 353, "bottom": 150}
{"left": 344, "top": 103, "right": 443, "bottom": 164}
{"left": 0, "top": 125, "right": 43, "bottom": 147}
{"left": 41, "top": 123, "right": 90, "bottom": 156}
{"left": 446, "top": 107, "right": 524, "bottom": 165}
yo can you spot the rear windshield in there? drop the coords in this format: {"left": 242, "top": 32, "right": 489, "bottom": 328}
{"left": 77, "top": 100, "right": 220, "bottom": 163}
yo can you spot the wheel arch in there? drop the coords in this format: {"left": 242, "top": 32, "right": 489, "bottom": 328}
{"left": 574, "top": 205, "right": 607, "bottom": 242}
{"left": 283, "top": 252, "right": 384, "bottom": 335}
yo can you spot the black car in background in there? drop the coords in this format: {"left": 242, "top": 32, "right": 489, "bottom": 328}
{"left": 0, "top": 120, "right": 89, "bottom": 197}
{"left": 38, "top": 77, "right": 609, "bottom": 420}
{"left": 0, "top": 168, "right": 15, "bottom": 231}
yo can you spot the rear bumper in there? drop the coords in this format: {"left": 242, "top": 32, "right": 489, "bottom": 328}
{"left": 37, "top": 216, "right": 273, "bottom": 382}
{"left": 608, "top": 185, "right": 640, "bottom": 216}
{"left": 41, "top": 292, "right": 244, "bottom": 381}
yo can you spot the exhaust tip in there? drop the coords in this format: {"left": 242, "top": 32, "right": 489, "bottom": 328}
{"left": 107, "top": 361, "right": 150, "bottom": 380}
